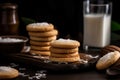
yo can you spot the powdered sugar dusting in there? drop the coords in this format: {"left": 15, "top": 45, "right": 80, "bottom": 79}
{"left": 0, "top": 37, "right": 23, "bottom": 42}
{"left": 80, "top": 59, "right": 88, "bottom": 64}
{"left": 28, "top": 70, "right": 46, "bottom": 80}
{"left": 29, "top": 22, "right": 49, "bottom": 27}
{"left": 85, "top": 54, "right": 99, "bottom": 59}
{"left": 9, "top": 63, "right": 47, "bottom": 80}
{"left": 57, "top": 38, "right": 75, "bottom": 43}
{"left": 99, "top": 51, "right": 116, "bottom": 63}
{"left": 0, "top": 66, "right": 13, "bottom": 72}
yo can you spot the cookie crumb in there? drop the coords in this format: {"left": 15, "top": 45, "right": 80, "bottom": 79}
{"left": 0, "top": 37, "right": 23, "bottom": 42}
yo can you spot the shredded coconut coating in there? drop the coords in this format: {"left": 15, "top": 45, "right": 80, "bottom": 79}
{"left": 0, "top": 66, "right": 13, "bottom": 72}
{"left": 0, "top": 37, "right": 23, "bottom": 42}
{"left": 99, "top": 51, "right": 115, "bottom": 63}
{"left": 28, "top": 22, "right": 49, "bottom": 27}
{"left": 58, "top": 38, "right": 75, "bottom": 42}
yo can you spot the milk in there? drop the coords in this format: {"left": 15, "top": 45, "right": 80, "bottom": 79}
{"left": 83, "top": 14, "right": 111, "bottom": 48}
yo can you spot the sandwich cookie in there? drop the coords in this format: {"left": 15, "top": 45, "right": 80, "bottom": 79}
{"left": 28, "top": 29, "right": 58, "bottom": 37}
{"left": 50, "top": 38, "right": 80, "bottom": 49}
{"left": 30, "top": 40, "right": 51, "bottom": 46}
{"left": 50, "top": 55, "right": 80, "bottom": 63}
{"left": 51, "top": 52, "right": 79, "bottom": 58}
{"left": 101, "top": 45, "right": 120, "bottom": 55}
{"left": 30, "top": 36, "right": 57, "bottom": 42}
{"left": 30, "top": 49, "right": 50, "bottom": 56}
{"left": 96, "top": 51, "right": 120, "bottom": 70}
{"left": 50, "top": 38, "right": 80, "bottom": 63}
{"left": 26, "top": 22, "right": 54, "bottom": 32}
{"left": 50, "top": 47, "right": 79, "bottom": 53}
{"left": 31, "top": 45, "right": 50, "bottom": 51}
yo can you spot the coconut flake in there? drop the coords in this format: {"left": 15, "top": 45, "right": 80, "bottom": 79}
{"left": 57, "top": 38, "right": 74, "bottom": 43}
{"left": 0, "top": 37, "right": 23, "bottom": 42}
{"left": 98, "top": 51, "right": 115, "bottom": 63}
{"left": 80, "top": 59, "right": 88, "bottom": 64}
{"left": 29, "top": 22, "right": 49, "bottom": 27}
{"left": 0, "top": 66, "right": 13, "bottom": 72}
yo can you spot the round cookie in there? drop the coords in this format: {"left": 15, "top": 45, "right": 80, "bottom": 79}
{"left": 0, "top": 66, "right": 19, "bottom": 79}
{"left": 51, "top": 52, "right": 80, "bottom": 58}
{"left": 101, "top": 45, "right": 120, "bottom": 55}
{"left": 30, "top": 36, "right": 57, "bottom": 41}
{"left": 30, "top": 50, "right": 50, "bottom": 56}
{"left": 96, "top": 51, "right": 120, "bottom": 70}
{"left": 31, "top": 45, "right": 50, "bottom": 51}
{"left": 50, "top": 55, "right": 80, "bottom": 62}
{"left": 26, "top": 22, "right": 54, "bottom": 32}
{"left": 51, "top": 38, "right": 80, "bottom": 49}
{"left": 30, "top": 40, "right": 51, "bottom": 46}
{"left": 50, "top": 47, "right": 78, "bottom": 53}
{"left": 28, "top": 29, "right": 58, "bottom": 37}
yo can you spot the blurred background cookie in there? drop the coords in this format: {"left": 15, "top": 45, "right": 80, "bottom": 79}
{"left": 101, "top": 45, "right": 120, "bottom": 56}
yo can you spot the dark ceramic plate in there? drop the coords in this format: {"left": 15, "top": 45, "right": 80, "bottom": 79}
{"left": 7, "top": 52, "right": 99, "bottom": 72}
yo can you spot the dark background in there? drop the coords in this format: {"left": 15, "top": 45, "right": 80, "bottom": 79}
{"left": 0, "top": 0, "right": 119, "bottom": 43}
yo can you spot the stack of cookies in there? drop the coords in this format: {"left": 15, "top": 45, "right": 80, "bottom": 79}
{"left": 50, "top": 38, "right": 80, "bottom": 63}
{"left": 26, "top": 22, "right": 58, "bottom": 56}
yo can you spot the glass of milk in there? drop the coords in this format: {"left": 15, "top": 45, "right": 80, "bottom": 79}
{"left": 83, "top": 0, "right": 112, "bottom": 51}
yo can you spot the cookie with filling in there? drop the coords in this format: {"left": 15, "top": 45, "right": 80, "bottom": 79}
{"left": 28, "top": 29, "right": 58, "bottom": 37}
{"left": 96, "top": 51, "right": 120, "bottom": 70}
{"left": 26, "top": 22, "right": 54, "bottom": 32}
{"left": 50, "top": 38, "right": 80, "bottom": 49}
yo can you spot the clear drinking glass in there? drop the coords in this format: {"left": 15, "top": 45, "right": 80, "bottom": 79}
{"left": 83, "top": 0, "right": 112, "bottom": 51}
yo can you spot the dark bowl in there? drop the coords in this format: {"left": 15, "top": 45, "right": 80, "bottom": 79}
{"left": 0, "top": 35, "right": 28, "bottom": 54}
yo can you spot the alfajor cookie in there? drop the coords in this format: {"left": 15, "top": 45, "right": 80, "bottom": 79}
{"left": 31, "top": 45, "right": 50, "bottom": 51}
{"left": 30, "top": 36, "right": 57, "bottom": 42}
{"left": 96, "top": 51, "right": 120, "bottom": 70}
{"left": 0, "top": 66, "right": 19, "bottom": 79}
{"left": 101, "top": 45, "right": 120, "bottom": 55}
{"left": 28, "top": 29, "right": 58, "bottom": 37}
{"left": 30, "top": 50, "right": 50, "bottom": 56}
{"left": 26, "top": 22, "right": 54, "bottom": 32}
{"left": 49, "top": 38, "right": 80, "bottom": 63}
{"left": 50, "top": 38, "right": 80, "bottom": 48}
{"left": 50, "top": 47, "right": 78, "bottom": 53}
{"left": 50, "top": 55, "right": 80, "bottom": 63}
{"left": 50, "top": 52, "right": 79, "bottom": 58}
{"left": 30, "top": 40, "right": 51, "bottom": 46}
